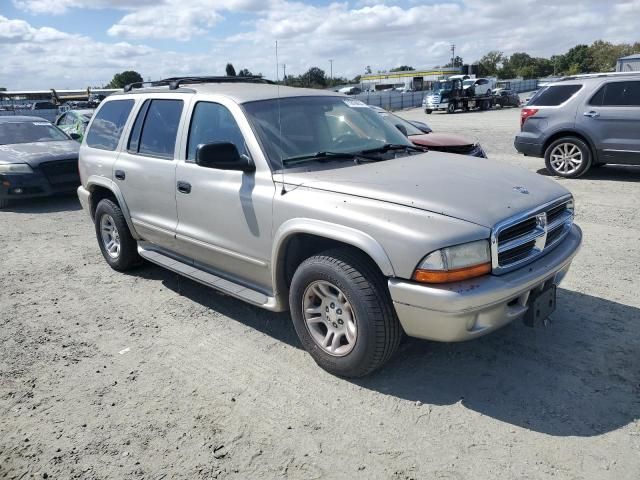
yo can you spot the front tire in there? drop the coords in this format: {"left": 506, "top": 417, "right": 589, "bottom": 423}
{"left": 94, "top": 199, "right": 141, "bottom": 271}
{"left": 447, "top": 102, "right": 456, "bottom": 114}
{"left": 425, "top": 109, "right": 432, "bottom": 114}
{"left": 544, "top": 137, "right": 592, "bottom": 178}
{"left": 289, "top": 248, "right": 401, "bottom": 377}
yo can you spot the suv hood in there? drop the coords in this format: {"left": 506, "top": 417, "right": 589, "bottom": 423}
{"left": 0, "top": 140, "right": 79, "bottom": 167}
{"left": 409, "top": 133, "right": 472, "bottom": 147}
{"left": 282, "top": 152, "right": 569, "bottom": 228}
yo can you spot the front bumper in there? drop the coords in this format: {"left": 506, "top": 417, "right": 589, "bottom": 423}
{"left": 0, "top": 171, "right": 78, "bottom": 201}
{"left": 389, "top": 224, "right": 582, "bottom": 342}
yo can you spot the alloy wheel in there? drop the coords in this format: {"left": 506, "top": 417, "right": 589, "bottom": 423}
{"left": 100, "top": 214, "right": 121, "bottom": 259}
{"left": 550, "top": 143, "right": 583, "bottom": 175}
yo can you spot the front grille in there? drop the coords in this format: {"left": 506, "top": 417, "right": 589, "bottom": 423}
{"left": 39, "top": 159, "right": 79, "bottom": 189}
{"left": 492, "top": 197, "right": 574, "bottom": 274}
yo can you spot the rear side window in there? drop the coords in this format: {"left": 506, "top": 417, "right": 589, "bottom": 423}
{"left": 529, "top": 85, "right": 582, "bottom": 106}
{"left": 590, "top": 81, "right": 640, "bottom": 107}
{"left": 128, "top": 99, "right": 183, "bottom": 159}
{"left": 86, "top": 100, "right": 134, "bottom": 151}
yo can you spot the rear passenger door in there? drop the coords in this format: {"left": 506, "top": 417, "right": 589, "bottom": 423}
{"left": 579, "top": 80, "right": 640, "bottom": 165}
{"left": 114, "top": 97, "right": 186, "bottom": 250}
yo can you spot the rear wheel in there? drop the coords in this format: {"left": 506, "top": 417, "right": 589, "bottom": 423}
{"left": 289, "top": 248, "right": 401, "bottom": 377}
{"left": 94, "top": 199, "right": 141, "bottom": 271}
{"left": 544, "top": 137, "right": 592, "bottom": 178}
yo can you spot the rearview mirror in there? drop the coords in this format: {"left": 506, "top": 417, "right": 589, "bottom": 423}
{"left": 195, "top": 142, "right": 255, "bottom": 172}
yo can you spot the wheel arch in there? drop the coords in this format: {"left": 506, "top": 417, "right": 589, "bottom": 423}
{"left": 86, "top": 176, "right": 141, "bottom": 240}
{"left": 272, "top": 219, "right": 395, "bottom": 303}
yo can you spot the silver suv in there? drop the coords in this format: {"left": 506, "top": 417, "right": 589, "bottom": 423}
{"left": 78, "top": 77, "right": 582, "bottom": 377}
{"left": 515, "top": 72, "right": 640, "bottom": 178}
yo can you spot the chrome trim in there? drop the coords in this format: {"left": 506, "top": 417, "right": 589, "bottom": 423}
{"left": 490, "top": 195, "right": 573, "bottom": 275}
{"left": 602, "top": 148, "right": 640, "bottom": 154}
{"left": 175, "top": 233, "right": 269, "bottom": 267}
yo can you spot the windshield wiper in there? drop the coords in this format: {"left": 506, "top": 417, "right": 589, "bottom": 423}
{"left": 360, "top": 143, "right": 427, "bottom": 155}
{"left": 281, "top": 151, "right": 358, "bottom": 167}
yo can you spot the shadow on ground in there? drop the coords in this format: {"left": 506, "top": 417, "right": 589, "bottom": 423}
{"left": 2, "top": 193, "right": 81, "bottom": 213}
{"left": 130, "top": 262, "right": 640, "bottom": 438}
{"left": 537, "top": 164, "right": 640, "bottom": 182}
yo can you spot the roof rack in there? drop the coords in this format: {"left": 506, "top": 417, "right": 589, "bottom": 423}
{"left": 123, "top": 76, "right": 274, "bottom": 92}
{"left": 558, "top": 71, "right": 640, "bottom": 81}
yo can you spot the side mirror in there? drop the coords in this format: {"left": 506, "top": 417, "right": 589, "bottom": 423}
{"left": 69, "top": 133, "right": 81, "bottom": 141}
{"left": 395, "top": 124, "right": 408, "bottom": 137}
{"left": 195, "top": 142, "right": 255, "bottom": 172}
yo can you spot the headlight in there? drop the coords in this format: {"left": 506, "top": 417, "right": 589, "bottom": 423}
{"left": 413, "top": 239, "right": 491, "bottom": 283}
{"left": 0, "top": 163, "right": 33, "bottom": 174}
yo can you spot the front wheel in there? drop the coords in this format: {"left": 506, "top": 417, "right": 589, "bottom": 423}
{"left": 544, "top": 137, "right": 592, "bottom": 178}
{"left": 425, "top": 109, "right": 432, "bottom": 114}
{"left": 94, "top": 199, "right": 141, "bottom": 271}
{"left": 289, "top": 248, "right": 402, "bottom": 377}
{"left": 447, "top": 102, "right": 456, "bottom": 114}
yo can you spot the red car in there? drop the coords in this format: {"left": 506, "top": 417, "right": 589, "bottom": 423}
{"left": 371, "top": 106, "right": 487, "bottom": 158}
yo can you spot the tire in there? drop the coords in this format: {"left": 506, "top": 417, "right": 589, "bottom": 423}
{"left": 94, "top": 198, "right": 141, "bottom": 271}
{"left": 544, "top": 137, "right": 592, "bottom": 178}
{"left": 0, "top": 198, "right": 9, "bottom": 209}
{"left": 289, "top": 248, "right": 402, "bottom": 377}
{"left": 425, "top": 109, "right": 432, "bottom": 114}
{"left": 447, "top": 102, "right": 456, "bottom": 114}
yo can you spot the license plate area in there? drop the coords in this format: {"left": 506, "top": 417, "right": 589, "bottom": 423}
{"left": 524, "top": 284, "right": 556, "bottom": 326}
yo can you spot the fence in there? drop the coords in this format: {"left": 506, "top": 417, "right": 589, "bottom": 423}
{"left": 352, "top": 90, "right": 430, "bottom": 111}
{"left": 495, "top": 78, "right": 538, "bottom": 93}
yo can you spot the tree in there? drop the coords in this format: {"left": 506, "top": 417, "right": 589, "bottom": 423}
{"left": 107, "top": 71, "right": 143, "bottom": 88}
{"left": 390, "top": 65, "right": 414, "bottom": 72}
{"left": 365, "top": 66, "right": 372, "bottom": 74}
{"left": 302, "top": 67, "right": 327, "bottom": 87}
{"left": 226, "top": 63, "right": 237, "bottom": 76}
{"left": 477, "top": 51, "right": 504, "bottom": 76}
{"left": 237, "top": 68, "right": 253, "bottom": 77}
{"left": 444, "top": 56, "right": 464, "bottom": 68}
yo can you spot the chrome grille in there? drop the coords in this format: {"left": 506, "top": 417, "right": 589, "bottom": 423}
{"left": 491, "top": 196, "right": 574, "bottom": 274}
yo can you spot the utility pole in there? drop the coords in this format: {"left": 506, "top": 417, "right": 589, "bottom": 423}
{"left": 329, "top": 59, "right": 333, "bottom": 84}
{"left": 450, "top": 44, "right": 455, "bottom": 68}
{"left": 282, "top": 64, "right": 286, "bottom": 85}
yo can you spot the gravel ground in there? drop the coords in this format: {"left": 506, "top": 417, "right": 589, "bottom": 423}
{"left": 1, "top": 105, "right": 639, "bottom": 479}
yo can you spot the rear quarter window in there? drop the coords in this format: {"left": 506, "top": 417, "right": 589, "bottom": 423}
{"left": 86, "top": 99, "right": 134, "bottom": 151}
{"left": 529, "top": 84, "right": 582, "bottom": 107}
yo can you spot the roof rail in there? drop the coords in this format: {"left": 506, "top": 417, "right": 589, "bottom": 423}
{"left": 558, "top": 71, "right": 640, "bottom": 81}
{"left": 123, "top": 76, "right": 274, "bottom": 92}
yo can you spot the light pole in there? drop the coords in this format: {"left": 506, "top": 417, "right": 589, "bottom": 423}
{"left": 329, "top": 59, "right": 333, "bottom": 84}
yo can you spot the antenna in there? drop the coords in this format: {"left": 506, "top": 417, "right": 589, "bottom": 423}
{"left": 275, "top": 40, "right": 286, "bottom": 195}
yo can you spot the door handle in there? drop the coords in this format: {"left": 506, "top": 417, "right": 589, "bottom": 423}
{"left": 177, "top": 181, "right": 191, "bottom": 194}
{"left": 583, "top": 111, "right": 600, "bottom": 118}
{"left": 114, "top": 170, "right": 126, "bottom": 180}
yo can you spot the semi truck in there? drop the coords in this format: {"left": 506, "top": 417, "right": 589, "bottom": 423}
{"left": 423, "top": 76, "right": 495, "bottom": 114}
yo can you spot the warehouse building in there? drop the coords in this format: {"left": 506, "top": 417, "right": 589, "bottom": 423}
{"left": 616, "top": 54, "right": 640, "bottom": 72}
{"left": 360, "top": 66, "right": 468, "bottom": 91}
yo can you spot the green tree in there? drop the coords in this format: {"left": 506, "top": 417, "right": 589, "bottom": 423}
{"left": 561, "top": 44, "right": 593, "bottom": 74}
{"left": 390, "top": 65, "right": 414, "bottom": 72}
{"left": 478, "top": 51, "right": 504, "bottom": 76}
{"left": 226, "top": 63, "right": 237, "bottom": 76}
{"left": 302, "top": 67, "right": 327, "bottom": 87}
{"left": 107, "top": 70, "right": 143, "bottom": 88}
{"left": 237, "top": 68, "right": 253, "bottom": 77}
{"left": 365, "top": 66, "right": 372, "bottom": 75}
{"left": 444, "top": 56, "right": 464, "bottom": 68}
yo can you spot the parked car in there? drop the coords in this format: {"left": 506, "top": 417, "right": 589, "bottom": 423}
{"left": 0, "top": 116, "right": 80, "bottom": 208}
{"left": 524, "top": 90, "right": 539, "bottom": 104}
{"left": 515, "top": 72, "right": 640, "bottom": 178}
{"left": 369, "top": 106, "right": 487, "bottom": 157}
{"left": 494, "top": 88, "right": 521, "bottom": 108}
{"left": 55, "top": 109, "right": 94, "bottom": 142}
{"left": 78, "top": 77, "right": 581, "bottom": 377}
{"left": 30, "top": 101, "right": 57, "bottom": 110}
{"left": 462, "top": 78, "right": 494, "bottom": 97}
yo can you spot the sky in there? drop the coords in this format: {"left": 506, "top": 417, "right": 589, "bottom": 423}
{"left": 0, "top": 0, "right": 638, "bottom": 89}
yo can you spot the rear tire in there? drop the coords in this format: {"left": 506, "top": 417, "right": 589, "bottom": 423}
{"left": 544, "top": 137, "right": 592, "bottom": 178}
{"left": 289, "top": 248, "right": 402, "bottom": 377}
{"left": 94, "top": 199, "right": 141, "bottom": 271}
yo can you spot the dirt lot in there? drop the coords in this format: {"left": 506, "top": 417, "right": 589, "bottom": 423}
{"left": 1, "top": 105, "right": 639, "bottom": 480}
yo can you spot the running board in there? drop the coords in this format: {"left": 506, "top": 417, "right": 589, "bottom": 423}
{"left": 138, "top": 246, "right": 279, "bottom": 310}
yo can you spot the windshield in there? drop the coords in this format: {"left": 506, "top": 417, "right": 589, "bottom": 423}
{"left": 376, "top": 110, "right": 423, "bottom": 136}
{"left": 463, "top": 80, "right": 474, "bottom": 87}
{"left": 243, "top": 96, "right": 412, "bottom": 169}
{"left": 433, "top": 81, "right": 452, "bottom": 92}
{"left": 0, "top": 120, "right": 69, "bottom": 145}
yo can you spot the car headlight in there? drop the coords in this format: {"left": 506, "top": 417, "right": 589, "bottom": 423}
{"left": 413, "top": 239, "right": 491, "bottom": 283}
{"left": 0, "top": 163, "right": 33, "bottom": 174}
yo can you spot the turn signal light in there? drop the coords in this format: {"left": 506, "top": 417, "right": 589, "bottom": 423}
{"left": 413, "top": 262, "right": 491, "bottom": 284}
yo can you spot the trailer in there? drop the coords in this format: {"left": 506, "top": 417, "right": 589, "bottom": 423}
{"left": 423, "top": 77, "right": 494, "bottom": 114}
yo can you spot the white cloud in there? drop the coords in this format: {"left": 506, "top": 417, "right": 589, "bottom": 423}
{"left": 2, "top": 1, "right": 639, "bottom": 89}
